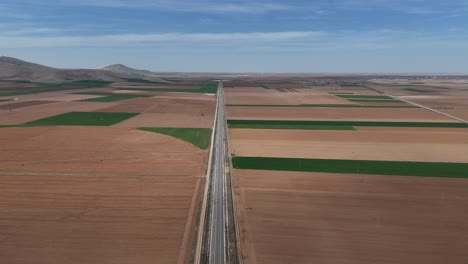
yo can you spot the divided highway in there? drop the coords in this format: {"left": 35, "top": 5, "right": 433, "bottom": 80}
{"left": 209, "top": 81, "right": 227, "bottom": 264}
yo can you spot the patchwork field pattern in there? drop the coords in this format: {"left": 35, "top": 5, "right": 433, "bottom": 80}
{"left": 228, "top": 78, "right": 468, "bottom": 264}
{"left": 0, "top": 79, "right": 217, "bottom": 264}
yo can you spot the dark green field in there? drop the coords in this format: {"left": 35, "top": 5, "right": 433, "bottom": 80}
{"left": 117, "top": 83, "right": 218, "bottom": 94}
{"left": 347, "top": 99, "right": 403, "bottom": 103}
{"left": 0, "top": 91, "right": 36, "bottom": 97}
{"left": 232, "top": 157, "right": 468, "bottom": 178}
{"left": 37, "top": 80, "right": 113, "bottom": 88}
{"left": 403, "top": 88, "right": 434, "bottom": 93}
{"left": 336, "top": 95, "right": 394, "bottom": 99}
{"left": 228, "top": 119, "right": 468, "bottom": 128}
{"left": 23, "top": 112, "right": 139, "bottom": 126}
{"left": 138, "top": 127, "right": 212, "bottom": 149}
{"left": 81, "top": 94, "right": 149, "bottom": 102}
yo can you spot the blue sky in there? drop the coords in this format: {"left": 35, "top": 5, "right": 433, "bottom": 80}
{"left": 1, "top": 0, "right": 467, "bottom": 73}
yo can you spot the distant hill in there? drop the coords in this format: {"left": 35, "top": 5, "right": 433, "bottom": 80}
{"left": 0, "top": 57, "right": 157, "bottom": 83}
{"left": 100, "top": 64, "right": 158, "bottom": 77}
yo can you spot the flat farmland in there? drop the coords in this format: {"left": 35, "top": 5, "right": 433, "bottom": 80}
{"left": 225, "top": 88, "right": 353, "bottom": 105}
{"left": 100, "top": 96, "right": 215, "bottom": 128}
{"left": 227, "top": 106, "right": 454, "bottom": 121}
{"left": 0, "top": 126, "right": 207, "bottom": 175}
{"left": 229, "top": 128, "right": 468, "bottom": 162}
{"left": 0, "top": 174, "right": 200, "bottom": 264}
{"left": 0, "top": 80, "right": 216, "bottom": 264}
{"left": 227, "top": 79, "right": 468, "bottom": 264}
{"left": 233, "top": 169, "right": 468, "bottom": 264}
{"left": 0, "top": 101, "right": 119, "bottom": 124}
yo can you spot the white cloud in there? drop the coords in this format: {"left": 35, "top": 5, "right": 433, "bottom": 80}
{"left": 0, "top": 31, "right": 325, "bottom": 48}
{"left": 56, "top": 0, "right": 292, "bottom": 14}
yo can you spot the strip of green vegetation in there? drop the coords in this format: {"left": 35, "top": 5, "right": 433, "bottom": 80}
{"left": 261, "top": 84, "right": 271, "bottom": 89}
{"left": 0, "top": 91, "right": 36, "bottom": 97}
{"left": 117, "top": 83, "right": 218, "bottom": 94}
{"left": 138, "top": 127, "right": 212, "bottom": 149}
{"left": 336, "top": 95, "right": 394, "bottom": 99}
{"left": 227, "top": 104, "right": 359, "bottom": 107}
{"left": 403, "top": 88, "right": 434, "bottom": 93}
{"left": 226, "top": 104, "right": 418, "bottom": 108}
{"left": 229, "top": 124, "right": 356, "bottom": 130}
{"left": 0, "top": 99, "right": 9, "bottom": 102}
{"left": 347, "top": 99, "right": 402, "bottom": 103}
{"left": 340, "top": 83, "right": 360, "bottom": 87}
{"left": 328, "top": 92, "right": 354, "bottom": 94}
{"left": 228, "top": 119, "right": 468, "bottom": 128}
{"left": 23, "top": 112, "right": 138, "bottom": 126}
{"left": 0, "top": 80, "right": 31, "bottom": 83}
{"left": 232, "top": 157, "right": 468, "bottom": 178}
{"left": 38, "top": 80, "right": 113, "bottom": 88}
{"left": 125, "top": 78, "right": 167, "bottom": 84}
{"left": 81, "top": 94, "right": 149, "bottom": 102}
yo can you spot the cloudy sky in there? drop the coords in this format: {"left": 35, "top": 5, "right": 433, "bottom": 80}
{"left": 1, "top": 0, "right": 467, "bottom": 73}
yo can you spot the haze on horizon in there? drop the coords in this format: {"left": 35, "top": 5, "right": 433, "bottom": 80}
{"left": 1, "top": 0, "right": 467, "bottom": 73}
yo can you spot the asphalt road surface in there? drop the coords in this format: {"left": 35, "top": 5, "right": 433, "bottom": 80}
{"left": 210, "top": 81, "right": 226, "bottom": 264}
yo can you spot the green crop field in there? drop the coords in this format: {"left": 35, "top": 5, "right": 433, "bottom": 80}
{"left": 138, "top": 127, "right": 212, "bottom": 149}
{"left": 403, "top": 88, "right": 434, "bottom": 93}
{"left": 347, "top": 99, "right": 403, "bottom": 103}
{"left": 38, "top": 80, "right": 113, "bottom": 88}
{"left": 336, "top": 95, "right": 394, "bottom": 99}
{"left": 125, "top": 78, "right": 167, "bottom": 84}
{"left": 229, "top": 124, "right": 355, "bottom": 130}
{"left": 23, "top": 112, "right": 139, "bottom": 126}
{"left": 0, "top": 91, "right": 36, "bottom": 97}
{"left": 232, "top": 157, "right": 468, "bottom": 178}
{"left": 81, "top": 94, "right": 149, "bottom": 102}
{"left": 228, "top": 119, "right": 468, "bottom": 128}
{"left": 117, "top": 83, "right": 218, "bottom": 94}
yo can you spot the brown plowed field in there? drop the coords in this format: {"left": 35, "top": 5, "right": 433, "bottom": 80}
{"left": 233, "top": 169, "right": 468, "bottom": 264}
{"left": 0, "top": 101, "right": 117, "bottom": 124}
{"left": 226, "top": 106, "right": 456, "bottom": 122}
{"left": 0, "top": 126, "right": 207, "bottom": 175}
{"left": 0, "top": 174, "right": 200, "bottom": 264}
{"left": 0, "top": 100, "right": 56, "bottom": 110}
{"left": 229, "top": 129, "right": 468, "bottom": 162}
{"left": 98, "top": 97, "right": 215, "bottom": 115}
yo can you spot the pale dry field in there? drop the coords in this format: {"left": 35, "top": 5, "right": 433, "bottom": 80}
{"left": 229, "top": 129, "right": 468, "bottom": 162}
{"left": 234, "top": 169, "right": 468, "bottom": 264}
{"left": 227, "top": 106, "right": 454, "bottom": 122}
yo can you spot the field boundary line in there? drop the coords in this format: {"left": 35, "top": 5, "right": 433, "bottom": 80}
{"left": 178, "top": 178, "right": 202, "bottom": 264}
{"left": 387, "top": 95, "right": 468, "bottom": 124}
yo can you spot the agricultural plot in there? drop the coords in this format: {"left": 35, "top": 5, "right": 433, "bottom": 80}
{"left": 233, "top": 169, "right": 468, "bottom": 264}
{"left": 23, "top": 111, "right": 139, "bottom": 126}
{"left": 227, "top": 79, "right": 468, "bottom": 264}
{"left": 228, "top": 119, "right": 467, "bottom": 128}
{"left": 0, "top": 78, "right": 215, "bottom": 264}
{"left": 233, "top": 157, "right": 468, "bottom": 178}
{"left": 226, "top": 106, "right": 451, "bottom": 122}
{"left": 138, "top": 127, "right": 212, "bottom": 149}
